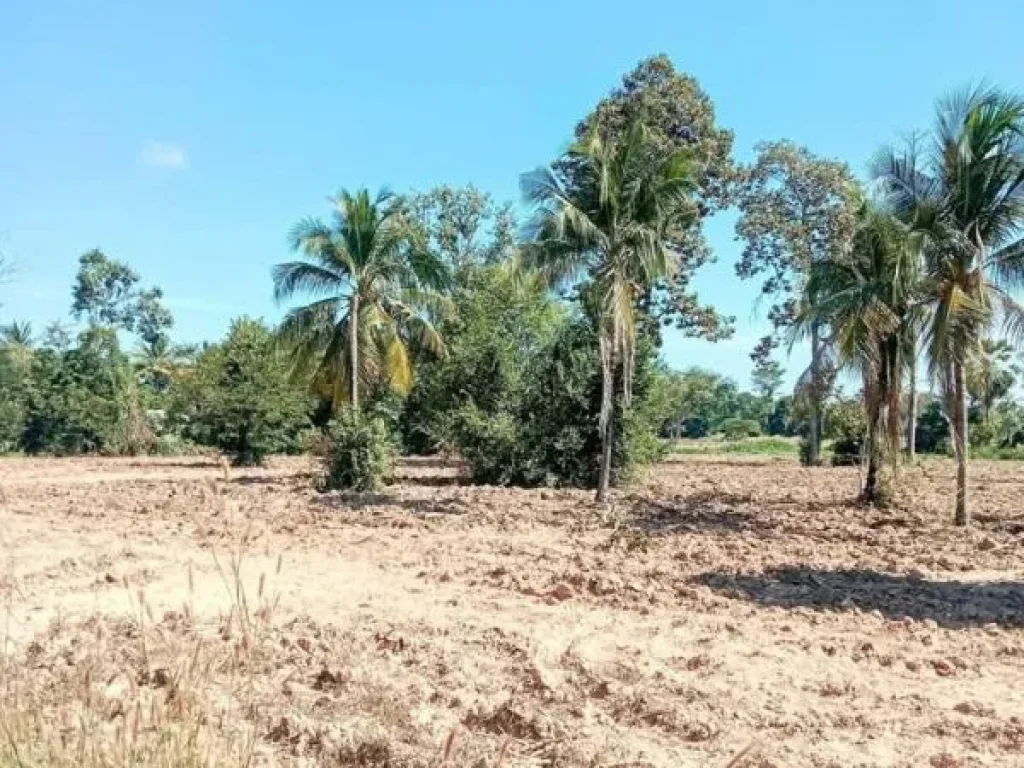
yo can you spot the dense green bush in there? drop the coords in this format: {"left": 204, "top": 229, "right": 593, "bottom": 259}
{"left": 915, "top": 399, "right": 949, "bottom": 454}
{"left": 824, "top": 396, "right": 865, "bottom": 466}
{"left": 400, "top": 264, "right": 562, "bottom": 455}
{"left": 403, "top": 266, "right": 667, "bottom": 488}
{"left": 718, "top": 417, "right": 762, "bottom": 440}
{"left": 19, "top": 328, "right": 154, "bottom": 456}
{"left": 318, "top": 411, "right": 396, "bottom": 491}
{"left": 447, "top": 318, "right": 666, "bottom": 487}
{"left": 173, "top": 318, "right": 310, "bottom": 465}
{"left": 0, "top": 344, "right": 31, "bottom": 452}
{"left": 765, "top": 396, "right": 797, "bottom": 437}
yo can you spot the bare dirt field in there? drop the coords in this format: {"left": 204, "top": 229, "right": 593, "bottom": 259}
{"left": 1, "top": 454, "right": 1023, "bottom": 767}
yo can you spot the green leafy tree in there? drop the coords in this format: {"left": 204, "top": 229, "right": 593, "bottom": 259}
{"left": 915, "top": 397, "right": 950, "bottom": 453}
{"left": 402, "top": 263, "right": 666, "bottom": 487}
{"left": 402, "top": 185, "right": 515, "bottom": 269}
{"left": 42, "top": 321, "right": 73, "bottom": 351}
{"left": 176, "top": 318, "right": 309, "bottom": 465}
{"left": 736, "top": 141, "right": 859, "bottom": 465}
{"left": 574, "top": 55, "right": 735, "bottom": 341}
{"left": 750, "top": 336, "right": 784, "bottom": 401}
{"left": 400, "top": 263, "right": 562, "bottom": 454}
{"left": 0, "top": 321, "right": 34, "bottom": 450}
{"left": 874, "top": 86, "right": 1024, "bottom": 525}
{"left": 71, "top": 249, "right": 173, "bottom": 344}
{"left": 448, "top": 316, "right": 665, "bottom": 487}
{"left": 521, "top": 122, "right": 701, "bottom": 499}
{"left": 21, "top": 327, "right": 152, "bottom": 455}
{"left": 767, "top": 395, "right": 796, "bottom": 437}
{"left": 274, "top": 188, "right": 450, "bottom": 413}
{"left": 749, "top": 336, "right": 784, "bottom": 431}
{"left": 134, "top": 288, "right": 175, "bottom": 347}
{"left": 660, "top": 368, "right": 747, "bottom": 437}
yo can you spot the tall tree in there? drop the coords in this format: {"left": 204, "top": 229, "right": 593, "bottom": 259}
{"left": 521, "top": 122, "right": 700, "bottom": 500}
{"left": 795, "top": 204, "right": 919, "bottom": 502}
{"left": 575, "top": 55, "right": 735, "bottom": 341}
{"left": 274, "top": 188, "right": 451, "bottom": 413}
{"left": 874, "top": 86, "right": 1024, "bottom": 526}
{"left": 735, "top": 140, "right": 859, "bottom": 465}
{"left": 402, "top": 185, "right": 516, "bottom": 270}
{"left": 71, "top": 249, "right": 174, "bottom": 344}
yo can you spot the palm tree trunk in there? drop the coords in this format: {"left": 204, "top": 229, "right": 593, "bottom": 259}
{"left": 864, "top": 428, "right": 879, "bottom": 502}
{"left": 887, "top": 355, "right": 902, "bottom": 469}
{"left": 862, "top": 377, "right": 881, "bottom": 503}
{"left": 807, "top": 321, "right": 824, "bottom": 466}
{"left": 953, "top": 360, "right": 969, "bottom": 526}
{"left": 597, "top": 412, "right": 615, "bottom": 502}
{"left": 596, "top": 329, "right": 615, "bottom": 502}
{"left": 906, "top": 340, "right": 917, "bottom": 460}
{"left": 349, "top": 292, "right": 360, "bottom": 413}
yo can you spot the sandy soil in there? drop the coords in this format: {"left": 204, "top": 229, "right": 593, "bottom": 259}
{"left": 1, "top": 454, "right": 1023, "bottom": 767}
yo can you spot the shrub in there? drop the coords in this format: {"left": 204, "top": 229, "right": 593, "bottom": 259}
{"left": 823, "top": 396, "right": 866, "bottom": 466}
{"left": 830, "top": 434, "right": 863, "bottom": 466}
{"left": 153, "top": 432, "right": 202, "bottom": 456}
{"left": 173, "top": 318, "right": 310, "bottom": 466}
{"left": 318, "top": 411, "right": 396, "bottom": 491}
{"left": 719, "top": 417, "right": 762, "bottom": 440}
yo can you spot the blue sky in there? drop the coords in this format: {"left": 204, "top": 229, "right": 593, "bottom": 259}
{"left": 2, "top": 0, "right": 1023, "bottom": 389}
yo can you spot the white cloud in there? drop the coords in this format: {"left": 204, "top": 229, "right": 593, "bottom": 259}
{"left": 140, "top": 140, "right": 187, "bottom": 169}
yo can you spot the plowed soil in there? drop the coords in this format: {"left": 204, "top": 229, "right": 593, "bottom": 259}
{"left": 1, "top": 454, "right": 1023, "bottom": 767}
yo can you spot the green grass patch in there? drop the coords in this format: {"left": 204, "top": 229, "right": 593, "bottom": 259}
{"left": 971, "top": 445, "right": 1024, "bottom": 461}
{"left": 669, "top": 436, "right": 799, "bottom": 456}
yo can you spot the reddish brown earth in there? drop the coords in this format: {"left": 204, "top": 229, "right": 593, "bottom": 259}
{"left": 1, "top": 454, "right": 1022, "bottom": 767}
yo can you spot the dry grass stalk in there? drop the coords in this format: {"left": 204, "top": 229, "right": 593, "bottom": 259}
{"left": 0, "top": 532, "right": 280, "bottom": 768}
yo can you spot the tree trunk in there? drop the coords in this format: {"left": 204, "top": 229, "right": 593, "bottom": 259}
{"left": 863, "top": 437, "right": 879, "bottom": 502}
{"left": 887, "top": 355, "right": 902, "bottom": 470}
{"left": 862, "top": 378, "right": 881, "bottom": 503}
{"left": 906, "top": 341, "right": 917, "bottom": 460}
{"left": 349, "top": 292, "right": 360, "bottom": 413}
{"left": 807, "top": 321, "right": 824, "bottom": 466}
{"left": 597, "top": 411, "right": 615, "bottom": 502}
{"left": 596, "top": 330, "right": 615, "bottom": 502}
{"left": 953, "top": 361, "right": 969, "bottom": 527}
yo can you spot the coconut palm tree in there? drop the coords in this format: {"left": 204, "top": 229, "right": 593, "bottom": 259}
{"left": 274, "top": 188, "right": 450, "bottom": 413}
{"left": 134, "top": 335, "right": 191, "bottom": 393}
{"left": 0, "top": 320, "right": 33, "bottom": 348}
{"left": 520, "top": 122, "right": 698, "bottom": 500}
{"left": 795, "top": 204, "right": 919, "bottom": 502}
{"left": 966, "top": 338, "right": 1020, "bottom": 420}
{"left": 873, "top": 86, "right": 1024, "bottom": 526}
{"left": 0, "top": 320, "right": 34, "bottom": 371}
